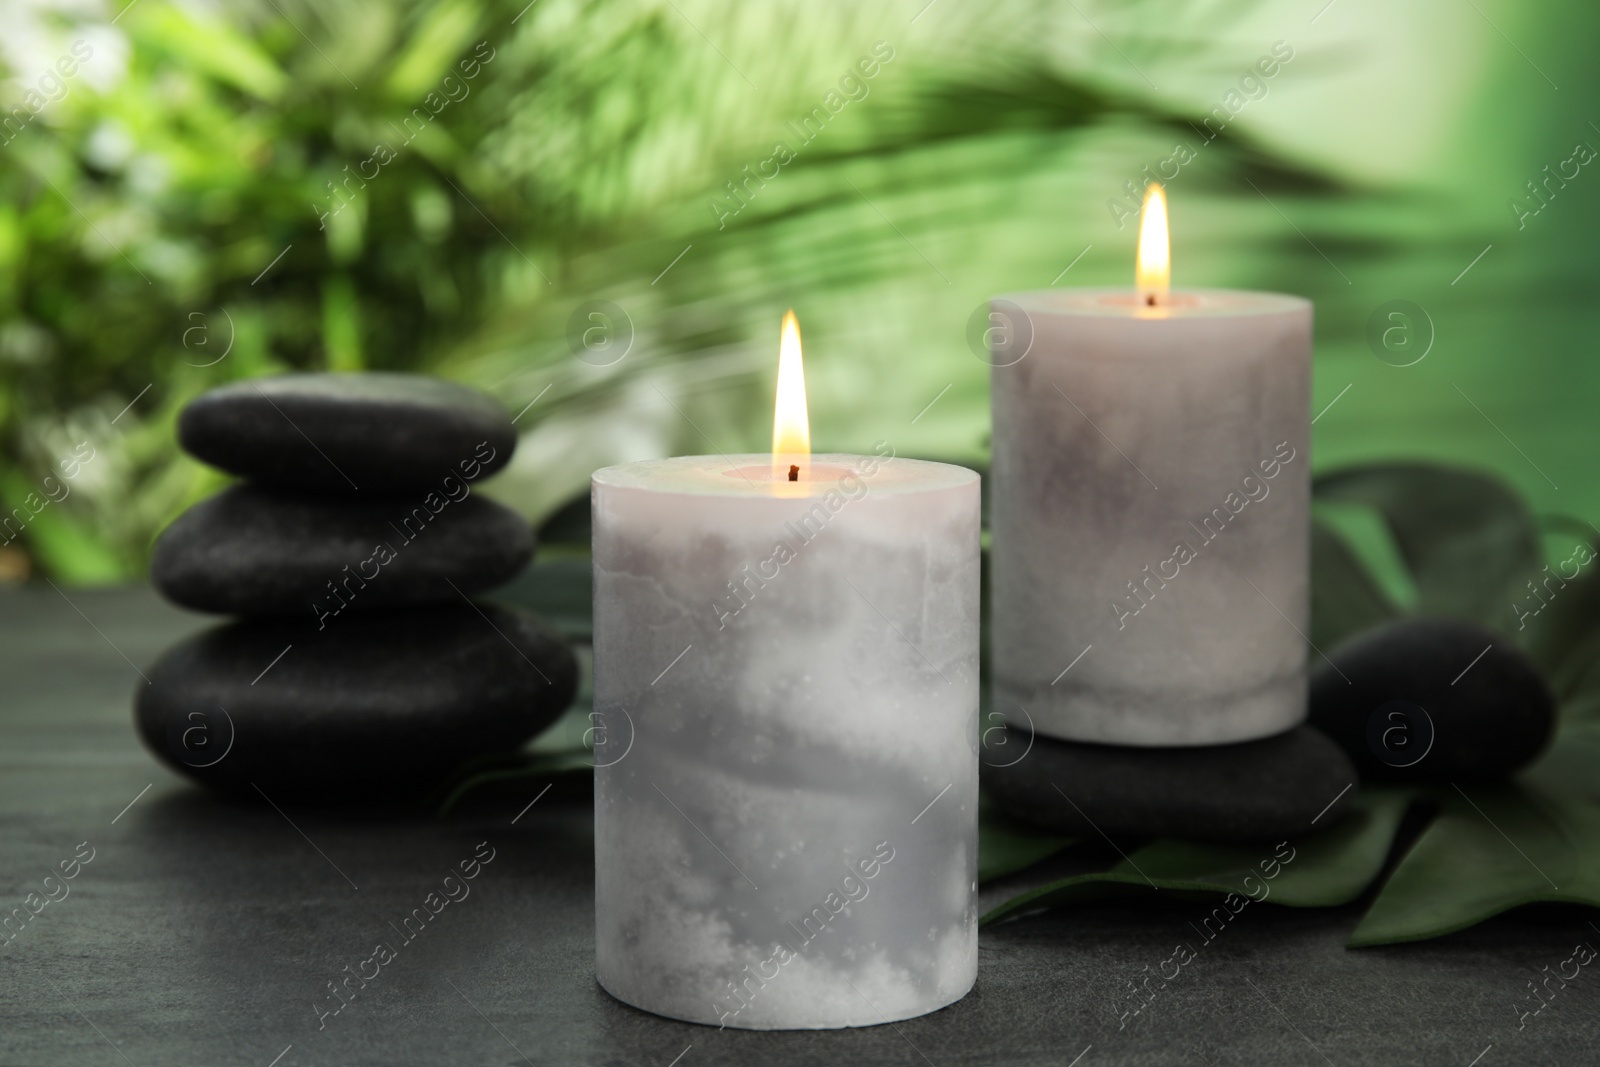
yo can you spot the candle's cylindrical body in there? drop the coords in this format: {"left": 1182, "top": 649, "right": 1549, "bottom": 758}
{"left": 990, "top": 289, "right": 1312, "bottom": 746}
{"left": 592, "top": 454, "right": 980, "bottom": 1029}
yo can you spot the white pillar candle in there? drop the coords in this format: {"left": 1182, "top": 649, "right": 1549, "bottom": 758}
{"left": 591, "top": 316, "right": 981, "bottom": 1029}
{"left": 989, "top": 185, "right": 1311, "bottom": 746}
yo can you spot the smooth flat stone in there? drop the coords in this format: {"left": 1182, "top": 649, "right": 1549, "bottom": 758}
{"left": 135, "top": 604, "right": 577, "bottom": 802}
{"left": 151, "top": 485, "right": 535, "bottom": 616}
{"left": 981, "top": 725, "right": 1355, "bottom": 843}
{"left": 177, "top": 373, "right": 516, "bottom": 493}
{"left": 1309, "top": 618, "right": 1555, "bottom": 784}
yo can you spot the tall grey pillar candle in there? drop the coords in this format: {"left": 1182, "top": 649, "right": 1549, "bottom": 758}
{"left": 592, "top": 453, "right": 980, "bottom": 1029}
{"left": 989, "top": 289, "right": 1312, "bottom": 745}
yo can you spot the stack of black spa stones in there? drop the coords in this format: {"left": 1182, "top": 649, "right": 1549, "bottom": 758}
{"left": 136, "top": 373, "right": 576, "bottom": 802}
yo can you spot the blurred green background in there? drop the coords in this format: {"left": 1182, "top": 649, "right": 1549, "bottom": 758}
{"left": 0, "top": 0, "right": 1594, "bottom": 584}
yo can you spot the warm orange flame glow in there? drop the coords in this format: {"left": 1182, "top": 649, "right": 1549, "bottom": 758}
{"left": 771, "top": 309, "right": 810, "bottom": 479}
{"left": 1136, "top": 182, "right": 1170, "bottom": 307}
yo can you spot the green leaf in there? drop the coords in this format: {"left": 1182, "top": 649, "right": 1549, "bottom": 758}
{"left": 1521, "top": 518, "right": 1600, "bottom": 683}
{"left": 434, "top": 747, "right": 593, "bottom": 817}
{"left": 1350, "top": 726, "right": 1600, "bottom": 946}
{"left": 981, "top": 787, "right": 1413, "bottom": 925}
{"left": 536, "top": 494, "right": 593, "bottom": 548}
{"left": 528, "top": 675, "right": 594, "bottom": 754}
{"left": 978, "top": 793, "right": 1075, "bottom": 883}
{"left": 1314, "top": 464, "right": 1541, "bottom": 628}
{"left": 1549, "top": 639, "right": 1600, "bottom": 725}
{"left": 0, "top": 472, "right": 128, "bottom": 584}
{"left": 321, "top": 273, "right": 364, "bottom": 370}
{"left": 492, "top": 557, "right": 594, "bottom": 642}
{"left": 1315, "top": 497, "right": 1419, "bottom": 611}
{"left": 1310, "top": 517, "right": 1398, "bottom": 649}
{"left": 384, "top": 0, "right": 483, "bottom": 99}
{"left": 135, "top": 6, "right": 290, "bottom": 101}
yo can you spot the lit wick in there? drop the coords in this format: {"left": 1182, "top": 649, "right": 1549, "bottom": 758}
{"left": 772, "top": 310, "right": 811, "bottom": 483}
{"left": 1136, "top": 181, "right": 1171, "bottom": 309}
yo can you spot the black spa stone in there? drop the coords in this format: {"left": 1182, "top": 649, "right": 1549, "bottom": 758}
{"left": 981, "top": 725, "right": 1356, "bottom": 844}
{"left": 1308, "top": 617, "right": 1555, "bottom": 785}
{"left": 135, "top": 604, "right": 577, "bottom": 801}
{"left": 177, "top": 373, "right": 516, "bottom": 493}
{"left": 151, "top": 485, "right": 535, "bottom": 616}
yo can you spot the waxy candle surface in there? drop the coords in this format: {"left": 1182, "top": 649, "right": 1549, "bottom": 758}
{"left": 990, "top": 288, "right": 1312, "bottom": 746}
{"left": 592, "top": 453, "right": 980, "bottom": 1029}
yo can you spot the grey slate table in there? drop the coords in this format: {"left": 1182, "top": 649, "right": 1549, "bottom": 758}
{"left": 2, "top": 586, "right": 1595, "bottom": 1066}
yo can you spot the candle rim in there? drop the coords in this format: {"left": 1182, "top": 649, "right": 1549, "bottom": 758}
{"left": 997, "top": 287, "right": 1310, "bottom": 319}
{"left": 593, "top": 453, "right": 979, "bottom": 498}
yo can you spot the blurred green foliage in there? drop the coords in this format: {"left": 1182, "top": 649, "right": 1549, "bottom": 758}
{"left": 0, "top": 0, "right": 547, "bottom": 578}
{"left": 0, "top": 0, "right": 1595, "bottom": 582}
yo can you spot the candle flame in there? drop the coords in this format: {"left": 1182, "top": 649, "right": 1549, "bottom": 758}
{"left": 1136, "top": 182, "right": 1170, "bottom": 307}
{"left": 771, "top": 309, "right": 810, "bottom": 479}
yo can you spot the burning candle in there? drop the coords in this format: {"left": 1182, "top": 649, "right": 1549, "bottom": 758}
{"left": 989, "top": 184, "right": 1312, "bottom": 746}
{"left": 591, "top": 313, "right": 981, "bottom": 1029}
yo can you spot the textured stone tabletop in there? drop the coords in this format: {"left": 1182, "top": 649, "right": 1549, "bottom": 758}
{"left": 1, "top": 587, "right": 1594, "bottom": 1066}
